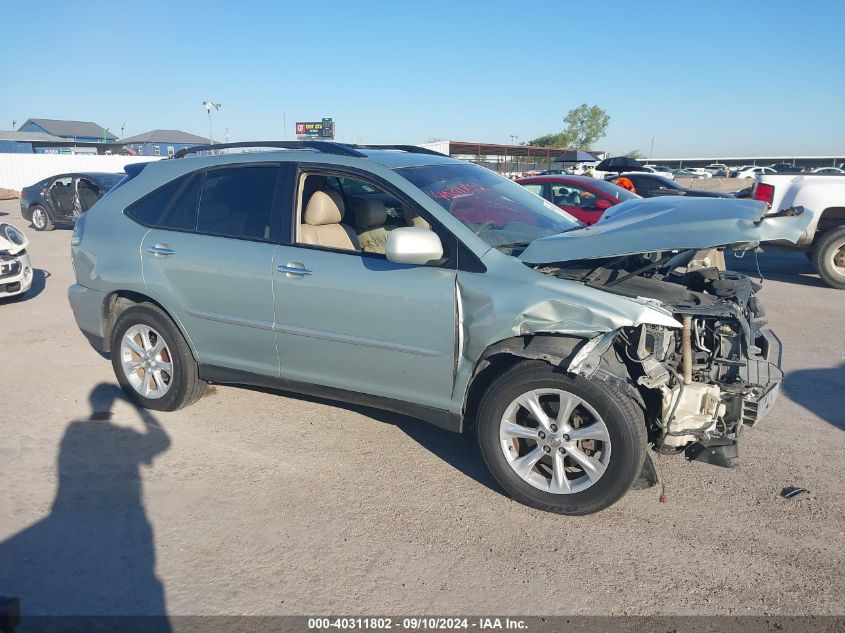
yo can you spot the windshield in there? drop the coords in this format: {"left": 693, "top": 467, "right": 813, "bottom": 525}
{"left": 97, "top": 174, "right": 126, "bottom": 190}
{"left": 397, "top": 163, "right": 581, "bottom": 253}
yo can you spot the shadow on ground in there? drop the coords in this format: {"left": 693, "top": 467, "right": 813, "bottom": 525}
{"left": 784, "top": 363, "right": 845, "bottom": 432}
{"left": 0, "top": 269, "right": 50, "bottom": 304}
{"left": 246, "top": 385, "right": 504, "bottom": 497}
{"left": 0, "top": 383, "right": 172, "bottom": 628}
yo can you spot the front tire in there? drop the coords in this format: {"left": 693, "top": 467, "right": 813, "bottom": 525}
{"left": 30, "top": 206, "right": 53, "bottom": 231}
{"left": 813, "top": 227, "right": 845, "bottom": 289}
{"left": 477, "top": 361, "right": 646, "bottom": 515}
{"left": 110, "top": 304, "right": 206, "bottom": 411}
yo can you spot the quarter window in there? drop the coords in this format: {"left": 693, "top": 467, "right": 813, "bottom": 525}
{"left": 124, "top": 175, "right": 189, "bottom": 226}
{"left": 159, "top": 174, "right": 202, "bottom": 230}
{"left": 196, "top": 166, "right": 277, "bottom": 240}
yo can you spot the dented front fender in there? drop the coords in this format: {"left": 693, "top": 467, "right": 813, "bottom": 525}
{"left": 450, "top": 249, "right": 683, "bottom": 415}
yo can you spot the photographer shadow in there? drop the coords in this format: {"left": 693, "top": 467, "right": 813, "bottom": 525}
{"left": 0, "top": 383, "right": 172, "bottom": 628}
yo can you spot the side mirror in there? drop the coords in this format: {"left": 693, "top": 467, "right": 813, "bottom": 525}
{"left": 592, "top": 199, "right": 612, "bottom": 210}
{"left": 386, "top": 227, "right": 444, "bottom": 265}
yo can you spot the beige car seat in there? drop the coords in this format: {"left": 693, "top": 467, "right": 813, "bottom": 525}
{"left": 300, "top": 191, "right": 360, "bottom": 250}
{"left": 355, "top": 199, "right": 396, "bottom": 253}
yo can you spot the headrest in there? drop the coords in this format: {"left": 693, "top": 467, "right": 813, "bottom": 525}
{"left": 326, "top": 190, "right": 345, "bottom": 213}
{"left": 403, "top": 207, "right": 430, "bottom": 229}
{"left": 305, "top": 191, "right": 343, "bottom": 226}
{"left": 355, "top": 199, "right": 387, "bottom": 229}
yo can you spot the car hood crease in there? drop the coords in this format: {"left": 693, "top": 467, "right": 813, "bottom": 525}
{"left": 518, "top": 197, "right": 813, "bottom": 264}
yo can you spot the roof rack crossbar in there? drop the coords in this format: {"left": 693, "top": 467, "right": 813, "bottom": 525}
{"left": 350, "top": 144, "right": 446, "bottom": 156}
{"left": 171, "top": 140, "right": 366, "bottom": 159}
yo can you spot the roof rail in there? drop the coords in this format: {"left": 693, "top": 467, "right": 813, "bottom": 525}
{"left": 171, "top": 140, "right": 366, "bottom": 159}
{"left": 349, "top": 144, "right": 446, "bottom": 156}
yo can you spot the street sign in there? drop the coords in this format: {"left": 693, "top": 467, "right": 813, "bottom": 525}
{"left": 296, "top": 118, "right": 334, "bottom": 139}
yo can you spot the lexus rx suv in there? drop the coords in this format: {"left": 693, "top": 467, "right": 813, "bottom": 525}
{"left": 69, "top": 142, "right": 810, "bottom": 514}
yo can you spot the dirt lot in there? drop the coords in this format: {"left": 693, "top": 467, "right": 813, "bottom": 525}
{"left": 0, "top": 197, "right": 842, "bottom": 617}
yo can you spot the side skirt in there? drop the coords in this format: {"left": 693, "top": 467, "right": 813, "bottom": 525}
{"left": 198, "top": 365, "right": 463, "bottom": 433}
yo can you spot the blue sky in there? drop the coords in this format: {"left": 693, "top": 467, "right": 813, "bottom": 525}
{"left": 1, "top": 0, "right": 842, "bottom": 157}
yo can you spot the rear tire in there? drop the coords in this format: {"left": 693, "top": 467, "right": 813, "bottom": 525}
{"left": 812, "top": 227, "right": 845, "bottom": 289}
{"left": 30, "top": 206, "right": 53, "bottom": 231}
{"left": 476, "top": 360, "right": 646, "bottom": 515}
{"left": 110, "top": 304, "right": 206, "bottom": 411}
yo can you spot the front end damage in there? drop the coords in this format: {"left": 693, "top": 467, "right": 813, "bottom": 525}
{"left": 0, "top": 224, "right": 33, "bottom": 300}
{"left": 551, "top": 256, "right": 782, "bottom": 466}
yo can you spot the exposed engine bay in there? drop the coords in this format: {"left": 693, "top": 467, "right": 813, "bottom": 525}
{"left": 536, "top": 249, "right": 783, "bottom": 466}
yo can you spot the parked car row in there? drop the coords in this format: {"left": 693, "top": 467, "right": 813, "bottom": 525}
{"left": 730, "top": 164, "right": 844, "bottom": 178}
{"left": 547, "top": 162, "right": 844, "bottom": 181}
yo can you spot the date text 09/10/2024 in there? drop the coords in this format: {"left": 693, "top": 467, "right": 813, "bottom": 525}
{"left": 307, "top": 617, "right": 528, "bottom": 630}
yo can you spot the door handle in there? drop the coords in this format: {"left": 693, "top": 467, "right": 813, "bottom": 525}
{"left": 276, "top": 262, "right": 312, "bottom": 277}
{"left": 147, "top": 244, "right": 174, "bottom": 257}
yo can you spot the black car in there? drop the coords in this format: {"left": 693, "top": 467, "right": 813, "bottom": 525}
{"left": 770, "top": 162, "right": 803, "bottom": 174}
{"left": 606, "top": 173, "right": 730, "bottom": 199}
{"left": 19, "top": 172, "right": 125, "bottom": 231}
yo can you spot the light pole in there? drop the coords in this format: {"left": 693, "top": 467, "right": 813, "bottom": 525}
{"left": 202, "top": 101, "right": 222, "bottom": 145}
{"left": 650, "top": 136, "right": 655, "bottom": 160}
{"left": 510, "top": 134, "right": 518, "bottom": 145}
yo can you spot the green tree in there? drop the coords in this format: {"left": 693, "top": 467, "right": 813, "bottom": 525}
{"left": 564, "top": 104, "right": 610, "bottom": 148}
{"left": 526, "top": 131, "right": 571, "bottom": 147}
{"left": 625, "top": 149, "right": 645, "bottom": 159}
{"left": 527, "top": 104, "right": 610, "bottom": 148}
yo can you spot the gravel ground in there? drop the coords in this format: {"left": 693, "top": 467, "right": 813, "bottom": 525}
{"left": 0, "top": 198, "right": 842, "bottom": 617}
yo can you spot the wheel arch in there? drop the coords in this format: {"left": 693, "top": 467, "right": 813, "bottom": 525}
{"left": 462, "top": 334, "right": 587, "bottom": 428}
{"left": 816, "top": 207, "right": 845, "bottom": 236}
{"left": 462, "top": 332, "right": 646, "bottom": 430}
{"left": 101, "top": 290, "right": 199, "bottom": 361}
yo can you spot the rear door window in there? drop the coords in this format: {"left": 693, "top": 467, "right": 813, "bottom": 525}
{"left": 196, "top": 166, "right": 278, "bottom": 240}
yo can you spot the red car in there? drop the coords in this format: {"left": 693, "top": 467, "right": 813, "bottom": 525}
{"left": 516, "top": 175, "right": 639, "bottom": 225}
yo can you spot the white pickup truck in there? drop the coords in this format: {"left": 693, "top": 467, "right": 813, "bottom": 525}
{"left": 753, "top": 174, "right": 845, "bottom": 289}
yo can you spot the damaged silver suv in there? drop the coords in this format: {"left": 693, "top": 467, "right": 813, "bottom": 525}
{"left": 68, "top": 142, "right": 812, "bottom": 514}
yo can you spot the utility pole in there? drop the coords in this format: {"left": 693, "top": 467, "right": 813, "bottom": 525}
{"left": 650, "top": 137, "right": 655, "bottom": 160}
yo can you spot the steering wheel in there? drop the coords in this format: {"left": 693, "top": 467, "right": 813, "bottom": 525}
{"left": 472, "top": 220, "right": 495, "bottom": 236}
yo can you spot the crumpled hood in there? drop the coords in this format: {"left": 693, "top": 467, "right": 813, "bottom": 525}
{"left": 519, "top": 196, "right": 812, "bottom": 264}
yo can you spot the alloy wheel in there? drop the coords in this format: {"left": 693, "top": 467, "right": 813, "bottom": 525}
{"left": 499, "top": 388, "right": 611, "bottom": 494}
{"left": 119, "top": 325, "right": 173, "bottom": 399}
{"left": 32, "top": 208, "right": 46, "bottom": 230}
